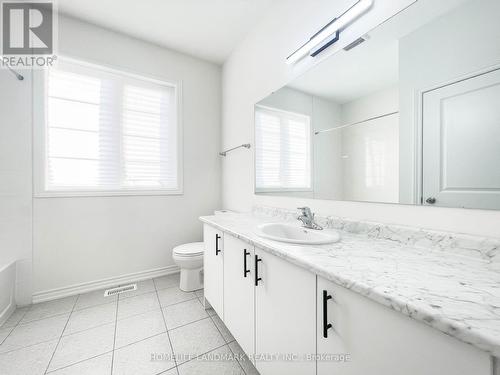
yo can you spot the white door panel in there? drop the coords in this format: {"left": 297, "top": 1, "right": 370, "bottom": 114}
{"left": 255, "top": 248, "right": 316, "bottom": 375}
{"left": 422, "top": 68, "right": 500, "bottom": 209}
{"left": 317, "top": 277, "right": 491, "bottom": 375}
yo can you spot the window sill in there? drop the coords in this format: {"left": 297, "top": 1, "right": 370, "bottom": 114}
{"left": 34, "top": 189, "right": 183, "bottom": 198}
{"left": 255, "top": 188, "right": 313, "bottom": 193}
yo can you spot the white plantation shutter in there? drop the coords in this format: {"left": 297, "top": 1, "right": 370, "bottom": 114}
{"left": 44, "top": 59, "right": 179, "bottom": 194}
{"left": 255, "top": 107, "right": 311, "bottom": 191}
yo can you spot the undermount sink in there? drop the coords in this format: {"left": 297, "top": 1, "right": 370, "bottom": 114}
{"left": 256, "top": 223, "right": 340, "bottom": 245}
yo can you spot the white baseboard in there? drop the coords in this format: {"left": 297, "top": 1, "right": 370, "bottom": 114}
{"left": 32, "top": 265, "right": 180, "bottom": 304}
{"left": 0, "top": 300, "right": 16, "bottom": 327}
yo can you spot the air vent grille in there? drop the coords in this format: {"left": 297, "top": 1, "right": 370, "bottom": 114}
{"left": 104, "top": 284, "right": 137, "bottom": 297}
{"left": 343, "top": 36, "right": 367, "bottom": 51}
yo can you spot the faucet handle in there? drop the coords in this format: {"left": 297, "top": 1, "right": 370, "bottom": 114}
{"left": 297, "top": 207, "right": 313, "bottom": 218}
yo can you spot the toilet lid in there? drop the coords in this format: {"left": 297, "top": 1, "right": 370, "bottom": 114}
{"left": 173, "top": 242, "right": 204, "bottom": 257}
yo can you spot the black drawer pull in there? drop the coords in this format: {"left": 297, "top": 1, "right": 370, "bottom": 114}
{"left": 215, "top": 234, "right": 221, "bottom": 256}
{"left": 243, "top": 249, "right": 250, "bottom": 277}
{"left": 323, "top": 290, "right": 333, "bottom": 338}
{"left": 254, "top": 255, "right": 262, "bottom": 286}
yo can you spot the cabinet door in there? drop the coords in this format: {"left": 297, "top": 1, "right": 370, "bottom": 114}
{"left": 255, "top": 248, "right": 316, "bottom": 375}
{"left": 223, "top": 235, "right": 255, "bottom": 358}
{"left": 317, "top": 277, "right": 491, "bottom": 375}
{"left": 203, "top": 224, "right": 224, "bottom": 319}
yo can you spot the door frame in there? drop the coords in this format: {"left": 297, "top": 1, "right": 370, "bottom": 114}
{"left": 415, "top": 62, "right": 500, "bottom": 206}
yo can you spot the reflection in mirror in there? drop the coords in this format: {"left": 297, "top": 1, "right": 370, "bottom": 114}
{"left": 254, "top": 0, "right": 500, "bottom": 209}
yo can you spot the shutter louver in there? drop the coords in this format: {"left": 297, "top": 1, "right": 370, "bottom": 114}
{"left": 45, "top": 59, "right": 179, "bottom": 194}
{"left": 255, "top": 107, "right": 311, "bottom": 191}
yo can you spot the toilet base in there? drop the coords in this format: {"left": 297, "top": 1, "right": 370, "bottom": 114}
{"left": 179, "top": 267, "right": 203, "bottom": 292}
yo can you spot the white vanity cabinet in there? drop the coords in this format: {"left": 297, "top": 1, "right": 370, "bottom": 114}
{"left": 317, "top": 277, "right": 491, "bottom": 375}
{"left": 203, "top": 224, "right": 493, "bottom": 375}
{"left": 254, "top": 248, "right": 316, "bottom": 375}
{"left": 223, "top": 235, "right": 255, "bottom": 358}
{"left": 203, "top": 225, "right": 224, "bottom": 318}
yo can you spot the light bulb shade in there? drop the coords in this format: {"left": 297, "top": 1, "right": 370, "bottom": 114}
{"left": 286, "top": 0, "right": 374, "bottom": 64}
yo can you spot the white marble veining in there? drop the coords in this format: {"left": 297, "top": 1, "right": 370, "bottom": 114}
{"left": 200, "top": 210, "right": 500, "bottom": 357}
{"left": 252, "top": 205, "right": 500, "bottom": 264}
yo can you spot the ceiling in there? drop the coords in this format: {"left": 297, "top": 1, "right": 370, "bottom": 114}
{"left": 57, "top": 0, "right": 273, "bottom": 64}
{"left": 289, "top": 37, "right": 399, "bottom": 104}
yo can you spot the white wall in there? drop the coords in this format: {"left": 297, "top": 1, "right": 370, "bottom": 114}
{"left": 312, "top": 96, "right": 343, "bottom": 200}
{"left": 222, "top": 0, "right": 500, "bottom": 238}
{"left": 340, "top": 87, "right": 399, "bottom": 203}
{"left": 0, "top": 69, "right": 33, "bottom": 306}
{"left": 32, "top": 16, "right": 222, "bottom": 295}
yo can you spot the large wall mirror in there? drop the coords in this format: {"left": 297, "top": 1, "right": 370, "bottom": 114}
{"left": 254, "top": 0, "right": 500, "bottom": 210}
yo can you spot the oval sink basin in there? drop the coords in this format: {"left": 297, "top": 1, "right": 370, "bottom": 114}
{"left": 256, "top": 223, "right": 340, "bottom": 245}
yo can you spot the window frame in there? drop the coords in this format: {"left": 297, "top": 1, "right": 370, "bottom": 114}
{"left": 254, "top": 104, "right": 314, "bottom": 194}
{"left": 33, "top": 56, "right": 183, "bottom": 198}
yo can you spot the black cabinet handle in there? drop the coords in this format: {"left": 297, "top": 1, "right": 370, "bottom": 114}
{"left": 215, "top": 234, "right": 221, "bottom": 256}
{"left": 243, "top": 249, "right": 250, "bottom": 277}
{"left": 254, "top": 255, "right": 262, "bottom": 286}
{"left": 323, "top": 290, "right": 333, "bottom": 338}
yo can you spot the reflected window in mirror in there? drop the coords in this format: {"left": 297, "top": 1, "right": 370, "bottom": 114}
{"left": 255, "top": 106, "right": 312, "bottom": 193}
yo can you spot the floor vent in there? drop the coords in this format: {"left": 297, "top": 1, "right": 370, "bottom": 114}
{"left": 104, "top": 284, "right": 137, "bottom": 297}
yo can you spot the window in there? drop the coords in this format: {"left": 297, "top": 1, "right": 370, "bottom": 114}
{"left": 255, "top": 106, "right": 311, "bottom": 191}
{"left": 36, "top": 58, "right": 181, "bottom": 196}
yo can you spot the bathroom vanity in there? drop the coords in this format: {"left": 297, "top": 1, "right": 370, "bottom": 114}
{"left": 201, "top": 210, "right": 499, "bottom": 375}
{"left": 201, "top": 0, "right": 500, "bottom": 373}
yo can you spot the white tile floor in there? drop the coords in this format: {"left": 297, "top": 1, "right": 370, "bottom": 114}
{"left": 0, "top": 273, "right": 259, "bottom": 375}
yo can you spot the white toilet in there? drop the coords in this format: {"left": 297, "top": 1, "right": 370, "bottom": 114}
{"left": 172, "top": 242, "right": 204, "bottom": 292}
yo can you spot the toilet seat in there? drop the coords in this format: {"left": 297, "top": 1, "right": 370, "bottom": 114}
{"left": 173, "top": 242, "right": 204, "bottom": 258}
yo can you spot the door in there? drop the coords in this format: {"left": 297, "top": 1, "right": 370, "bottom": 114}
{"left": 255, "top": 248, "right": 316, "bottom": 375}
{"left": 422, "top": 68, "right": 500, "bottom": 209}
{"left": 203, "top": 224, "right": 224, "bottom": 318}
{"left": 223, "top": 236, "right": 255, "bottom": 358}
{"left": 317, "top": 277, "right": 491, "bottom": 375}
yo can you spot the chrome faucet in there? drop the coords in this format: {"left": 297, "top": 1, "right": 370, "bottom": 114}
{"left": 297, "top": 207, "right": 323, "bottom": 230}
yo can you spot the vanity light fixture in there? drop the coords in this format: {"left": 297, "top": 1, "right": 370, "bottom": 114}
{"left": 286, "top": 0, "right": 374, "bottom": 64}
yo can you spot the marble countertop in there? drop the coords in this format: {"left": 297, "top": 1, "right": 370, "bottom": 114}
{"left": 200, "top": 212, "right": 500, "bottom": 357}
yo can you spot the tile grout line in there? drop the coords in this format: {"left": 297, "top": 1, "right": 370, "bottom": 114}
{"left": 48, "top": 329, "right": 170, "bottom": 374}
{"left": 110, "top": 292, "right": 120, "bottom": 375}
{"left": 45, "top": 350, "right": 113, "bottom": 374}
{"left": 114, "top": 298, "right": 198, "bottom": 326}
{"left": 201, "top": 296, "right": 248, "bottom": 375}
{"left": 43, "top": 294, "right": 80, "bottom": 374}
{"left": 1, "top": 277, "right": 189, "bottom": 367}
{"left": 0, "top": 336, "right": 60, "bottom": 356}
{"left": 70, "top": 296, "right": 118, "bottom": 313}
{"left": 0, "top": 300, "right": 208, "bottom": 357}
{"left": 166, "top": 315, "right": 212, "bottom": 334}
{"left": 202, "top": 305, "right": 246, "bottom": 371}
{"left": 0, "top": 307, "right": 31, "bottom": 346}
{"left": 16, "top": 310, "right": 76, "bottom": 326}
{"left": 0, "top": 325, "right": 15, "bottom": 346}
{"left": 173, "top": 341, "right": 232, "bottom": 372}
{"left": 153, "top": 278, "right": 180, "bottom": 375}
